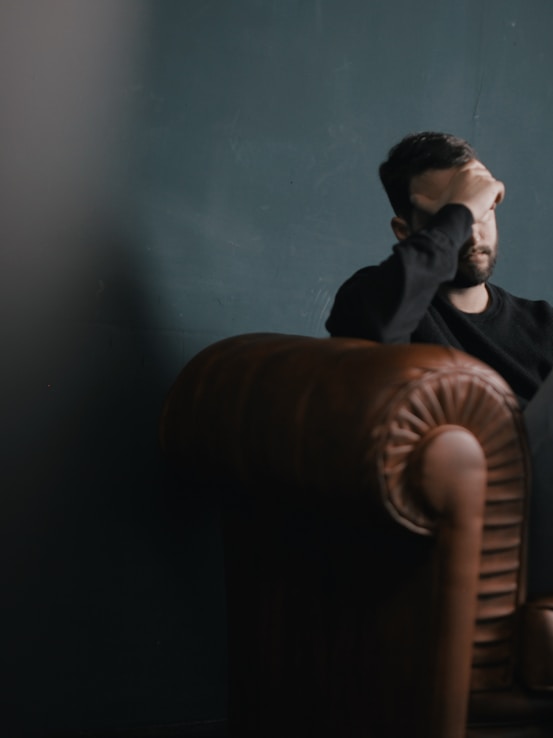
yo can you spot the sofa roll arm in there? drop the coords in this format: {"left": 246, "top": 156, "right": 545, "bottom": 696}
{"left": 160, "top": 332, "right": 529, "bottom": 536}
{"left": 160, "top": 332, "right": 531, "bottom": 701}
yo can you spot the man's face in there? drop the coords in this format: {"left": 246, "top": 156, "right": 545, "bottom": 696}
{"left": 409, "top": 165, "right": 499, "bottom": 288}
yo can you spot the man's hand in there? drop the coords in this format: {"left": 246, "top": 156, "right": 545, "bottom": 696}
{"left": 410, "top": 160, "right": 505, "bottom": 223}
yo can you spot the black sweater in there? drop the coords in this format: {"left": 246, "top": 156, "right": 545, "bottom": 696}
{"left": 326, "top": 204, "right": 553, "bottom": 405}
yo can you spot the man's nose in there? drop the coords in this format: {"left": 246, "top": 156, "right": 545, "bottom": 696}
{"left": 471, "top": 224, "right": 483, "bottom": 244}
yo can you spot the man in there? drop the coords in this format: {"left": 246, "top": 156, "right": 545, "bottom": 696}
{"left": 325, "top": 131, "right": 553, "bottom": 594}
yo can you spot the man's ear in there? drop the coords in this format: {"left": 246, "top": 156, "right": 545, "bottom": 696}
{"left": 391, "top": 216, "right": 411, "bottom": 241}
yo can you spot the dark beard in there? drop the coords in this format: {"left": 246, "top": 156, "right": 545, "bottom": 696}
{"left": 448, "top": 245, "right": 497, "bottom": 288}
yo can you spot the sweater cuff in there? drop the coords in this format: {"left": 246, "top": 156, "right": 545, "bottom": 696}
{"left": 428, "top": 204, "right": 474, "bottom": 246}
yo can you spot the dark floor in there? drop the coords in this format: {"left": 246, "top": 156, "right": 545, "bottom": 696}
{"left": 73, "top": 719, "right": 227, "bottom": 738}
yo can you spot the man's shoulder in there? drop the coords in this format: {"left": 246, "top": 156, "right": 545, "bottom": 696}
{"left": 489, "top": 283, "right": 553, "bottom": 316}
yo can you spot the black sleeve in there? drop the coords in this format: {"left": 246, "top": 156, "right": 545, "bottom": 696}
{"left": 325, "top": 204, "right": 474, "bottom": 343}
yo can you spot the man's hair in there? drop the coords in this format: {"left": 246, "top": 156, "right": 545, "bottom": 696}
{"left": 379, "top": 131, "right": 477, "bottom": 220}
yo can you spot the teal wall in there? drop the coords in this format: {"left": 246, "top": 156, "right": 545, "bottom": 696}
{"left": 3, "top": 1, "right": 553, "bottom": 735}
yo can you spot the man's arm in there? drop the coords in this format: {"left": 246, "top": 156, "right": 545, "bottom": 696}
{"left": 325, "top": 205, "right": 473, "bottom": 342}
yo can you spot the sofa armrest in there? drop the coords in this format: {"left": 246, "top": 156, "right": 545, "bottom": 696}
{"left": 160, "top": 332, "right": 528, "bottom": 532}
{"left": 160, "top": 332, "right": 531, "bottom": 738}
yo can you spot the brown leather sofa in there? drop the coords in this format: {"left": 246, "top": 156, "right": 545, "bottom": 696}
{"left": 160, "top": 333, "right": 553, "bottom": 738}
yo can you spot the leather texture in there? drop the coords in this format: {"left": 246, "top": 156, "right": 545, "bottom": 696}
{"left": 521, "top": 597, "right": 553, "bottom": 691}
{"left": 160, "top": 333, "right": 553, "bottom": 738}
